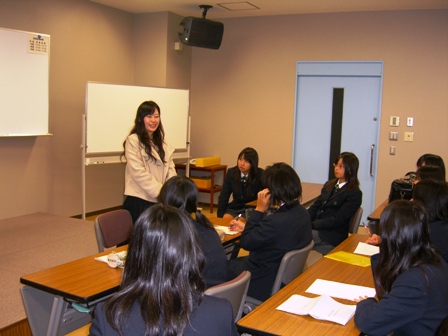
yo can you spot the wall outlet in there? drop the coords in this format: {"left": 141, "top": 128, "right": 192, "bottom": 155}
{"left": 404, "top": 132, "right": 414, "bottom": 142}
{"left": 390, "top": 146, "right": 396, "bottom": 155}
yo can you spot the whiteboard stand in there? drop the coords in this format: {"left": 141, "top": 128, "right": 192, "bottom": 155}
{"left": 81, "top": 115, "right": 191, "bottom": 219}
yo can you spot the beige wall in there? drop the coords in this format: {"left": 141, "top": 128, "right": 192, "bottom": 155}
{"left": 0, "top": 0, "right": 191, "bottom": 219}
{"left": 189, "top": 10, "right": 448, "bottom": 207}
{"left": 0, "top": 1, "right": 446, "bottom": 219}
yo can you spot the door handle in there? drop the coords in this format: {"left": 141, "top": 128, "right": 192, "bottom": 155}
{"left": 370, "top": 144, "right": 375, "bottom": 177}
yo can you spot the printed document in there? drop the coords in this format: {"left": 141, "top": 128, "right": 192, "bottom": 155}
{"left": 306, "top": 279, "right": 376, "bottom": 301}
{"left": 214, "top": 225, "right": 239, "bottom": 235}
{"left": 353, "top": 242, "right": 379, "bottom": 256}
{"left": 277, "top": 294, "right": 356, "bottom": 325}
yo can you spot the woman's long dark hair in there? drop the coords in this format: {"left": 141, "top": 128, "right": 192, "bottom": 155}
{"left": 105, "top": 205, "right": 205, "bottom": 335}
{"left": 261, "top": 162, "right": 302, "bottom": 208}
{"left": 122, "top": 101, "right": 166, "bottom": 163}
{"left": 231, "top": 147, "right": 260, "bottom": 194}
{"left": 158, "top": 175, "right": 214, "bottom": 229}
{"left": 412, "top": 179, "right": 448, "bottom": 222}
{"left": 374, "top": 200, "right": 441, "bottom": 299}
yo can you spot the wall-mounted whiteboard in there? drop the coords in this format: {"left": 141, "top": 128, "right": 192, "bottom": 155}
{"left": 85, "top": 83, "right": 190, "bottom": 155}
{"left": 0, "top": 28, "right": 50, "bottom": 136}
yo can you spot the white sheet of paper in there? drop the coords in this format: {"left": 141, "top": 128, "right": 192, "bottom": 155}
{"left": 214, "top": 225, "right": 239, "bottom": 235}
{"left": 95, "top": 251, "right": 127, "bottom": 263}
{"left": 306, "top": 279, "right": 376, "bottom": 301}
{"left": 276, "top": 294, "right": 356, "bottom": 325}
{"left": 353, "top": 242, "right": 379, "bottom": 256}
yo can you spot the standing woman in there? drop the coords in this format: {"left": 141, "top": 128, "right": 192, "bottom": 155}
{"left": 308, "top": 152, "right": 362, "bottom": 255}
{"left": 217, "top": 147, "right": 264, "bottom": 220}
{"left": 122, "top": 101, "right": 176, "bottom": 223}
{"left": 89, "top": 205, "right": 238, "bottom": 336}
{"left": 354, "top": 201, "right": 448, "bottom": 335}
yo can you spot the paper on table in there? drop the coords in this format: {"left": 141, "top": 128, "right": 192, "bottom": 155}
{"left": 214, "top": 225, "right": 238, "bottom": 235}
{"left": 276, "top": 294, "right": 356, "bottom": 326}
{"left": 306, "top": 279, "right": 376, "bottom": 301}
{"left": 95, "top": 251, "right": 127, "bottom": 263}
{"left": 353, "top": 242, "right": 379, "bottom": 256}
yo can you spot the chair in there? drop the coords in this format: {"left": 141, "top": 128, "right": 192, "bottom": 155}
{"left": 204, "top": 271, "right": 251, "bottom": 322}
{"left": 348, "top": 207, "right": 363, "bottom": 234}
{"left": 244, "top": 240, "right": 314, "bottom": 314}
{"left": 94, "top": 209, "right": 133, "bottom": 253}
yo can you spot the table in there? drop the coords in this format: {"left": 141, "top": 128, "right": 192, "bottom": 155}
{"left": 245, "top": 182, "right": 322, "bottom": 209}
{"left": 236, "top": 234, "right": 374, "bottom": 335}
{"left": 366, "top": 199, "right": 388, "bottom": 235}
{"left": 175, "top": 163, "right": 227, "bottom": 213}
{"left": 20, "top": 217, "right": 239, "bottom": 336}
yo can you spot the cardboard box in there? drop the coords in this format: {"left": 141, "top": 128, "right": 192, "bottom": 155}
{"left": 191, "top": 177, "right": 212, "bottom": 189}
{"left": 195, "top": 156, "right": 221, "bottom": 167}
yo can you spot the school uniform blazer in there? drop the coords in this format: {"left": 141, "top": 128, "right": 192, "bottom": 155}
{"left": 354, "top": 254, "right": 448, "bottom": 336}
{"left": 124, "top": 134, "right": 176, "bottom": 203}
{"left": 192, "top": 220, "right": 228, "bottom": 288}
{"left": 307, "top": 179, "right": 362, "bottom": 247}
{"left": 240, "top": 201, "right": 312, "bottom": 301}
{"left": 89, "top": 295, "right": 239, "bottom": 336}
{"left": 429, "top": 219, "right": 448, "bottom": 263}
{"left": 217, "top": 167, "right": 264, "bottom": 218}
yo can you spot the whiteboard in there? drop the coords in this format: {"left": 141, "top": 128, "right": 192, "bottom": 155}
{"left": 85, "top": 83, "right": 189, "bottom": 155}
{"left": 0, "top": 28, "right": 50, "bottom": 136}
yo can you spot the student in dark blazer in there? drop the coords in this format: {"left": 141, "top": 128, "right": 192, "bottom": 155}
{"left": 89, "top": 205, "right": 238, "bottom": 336}
{"left": 227, "top": 163, "right": 312, "bottom": 301}
{"left": 159, "top": 175, "right": 228, "bottom": 288}
{"left": 355, "top": 201, "right": 448, "bottom": 336}
{"left": 217, "top": 147, "right": 264, "bottom": 220}
{"left": 308, "top": 152, "right": 362, "bottom": 255}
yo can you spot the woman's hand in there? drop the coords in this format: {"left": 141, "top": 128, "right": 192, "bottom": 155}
{"left": 365, "top": 233, "right": 381, "bottom": 245}
{"left": 354, "top": 295, "right": 370, "bottom": 303}
{"left": 255, "top": 188, "right": 271, "bottom": 213}
{"left": 229, "top": 218, "right": 245, "bottom": 232}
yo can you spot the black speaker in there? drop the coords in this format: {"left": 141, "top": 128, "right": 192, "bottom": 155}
{"left": 179, "top": 17, "right": 224, "bottom": 50}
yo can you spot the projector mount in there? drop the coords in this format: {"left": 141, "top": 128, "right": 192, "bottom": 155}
{"left": 199, "top": 4, "right": 213, "bottom": 19}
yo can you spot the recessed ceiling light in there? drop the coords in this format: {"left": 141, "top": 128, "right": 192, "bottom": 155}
{"left": 218, "top": 2, "right": 260, "bottom": 12}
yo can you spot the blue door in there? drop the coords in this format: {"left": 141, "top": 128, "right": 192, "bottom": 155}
{"left": 292, "top": 61, "right": 383, "bottom": 224}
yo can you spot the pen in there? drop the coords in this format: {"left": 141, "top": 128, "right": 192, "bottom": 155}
{"left": 362, "top": 222, "right": 372, "bottom": 237}
{"left": 229, "top": 214, "right": 241, "bottom": 230}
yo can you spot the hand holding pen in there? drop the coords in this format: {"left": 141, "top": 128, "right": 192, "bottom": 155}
{"left": 229, "top": 214, "right": 244, "bottom": 232}
{"left": 362, "top": 222, "right": 372, "bottom": 237}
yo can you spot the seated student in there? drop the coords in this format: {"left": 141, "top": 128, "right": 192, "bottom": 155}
{"left": 409, "top": 179, "right": 448, "bottom": 263}
{"left": 158, "top": 176, "right": 228, "bottom": 288}
{"left": 354, "top": 201, "right": 448, "bottom": 336}
{"left": 89, "top": 205, "right": 238, "bottom": 336}
{"left": 308, "top": 152, "right": 362, "bottom": 255}
{"left": 217, "top": 147, "right": 264, "bottom": 220}
{"left": 227, "top": 162, "right": 312, "bottom": 302}
{"left": 416, "top": 153, "right": 446, "bottom": 180}
{"left": 415, "top": 165, "right": 446, "bottom": 183}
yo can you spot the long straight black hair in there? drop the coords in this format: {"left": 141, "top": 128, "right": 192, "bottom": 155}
{"left": 158, "top": 175, "right": 214, "bottom": 229}
{"left": 105, "top": 205, "right": 205, "bottom": 335}
{"left": 374, "top": 200, "right": 441, "bottom": 299}
{"left": 122, "top": 101, "right": 166, "bottom": 163}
